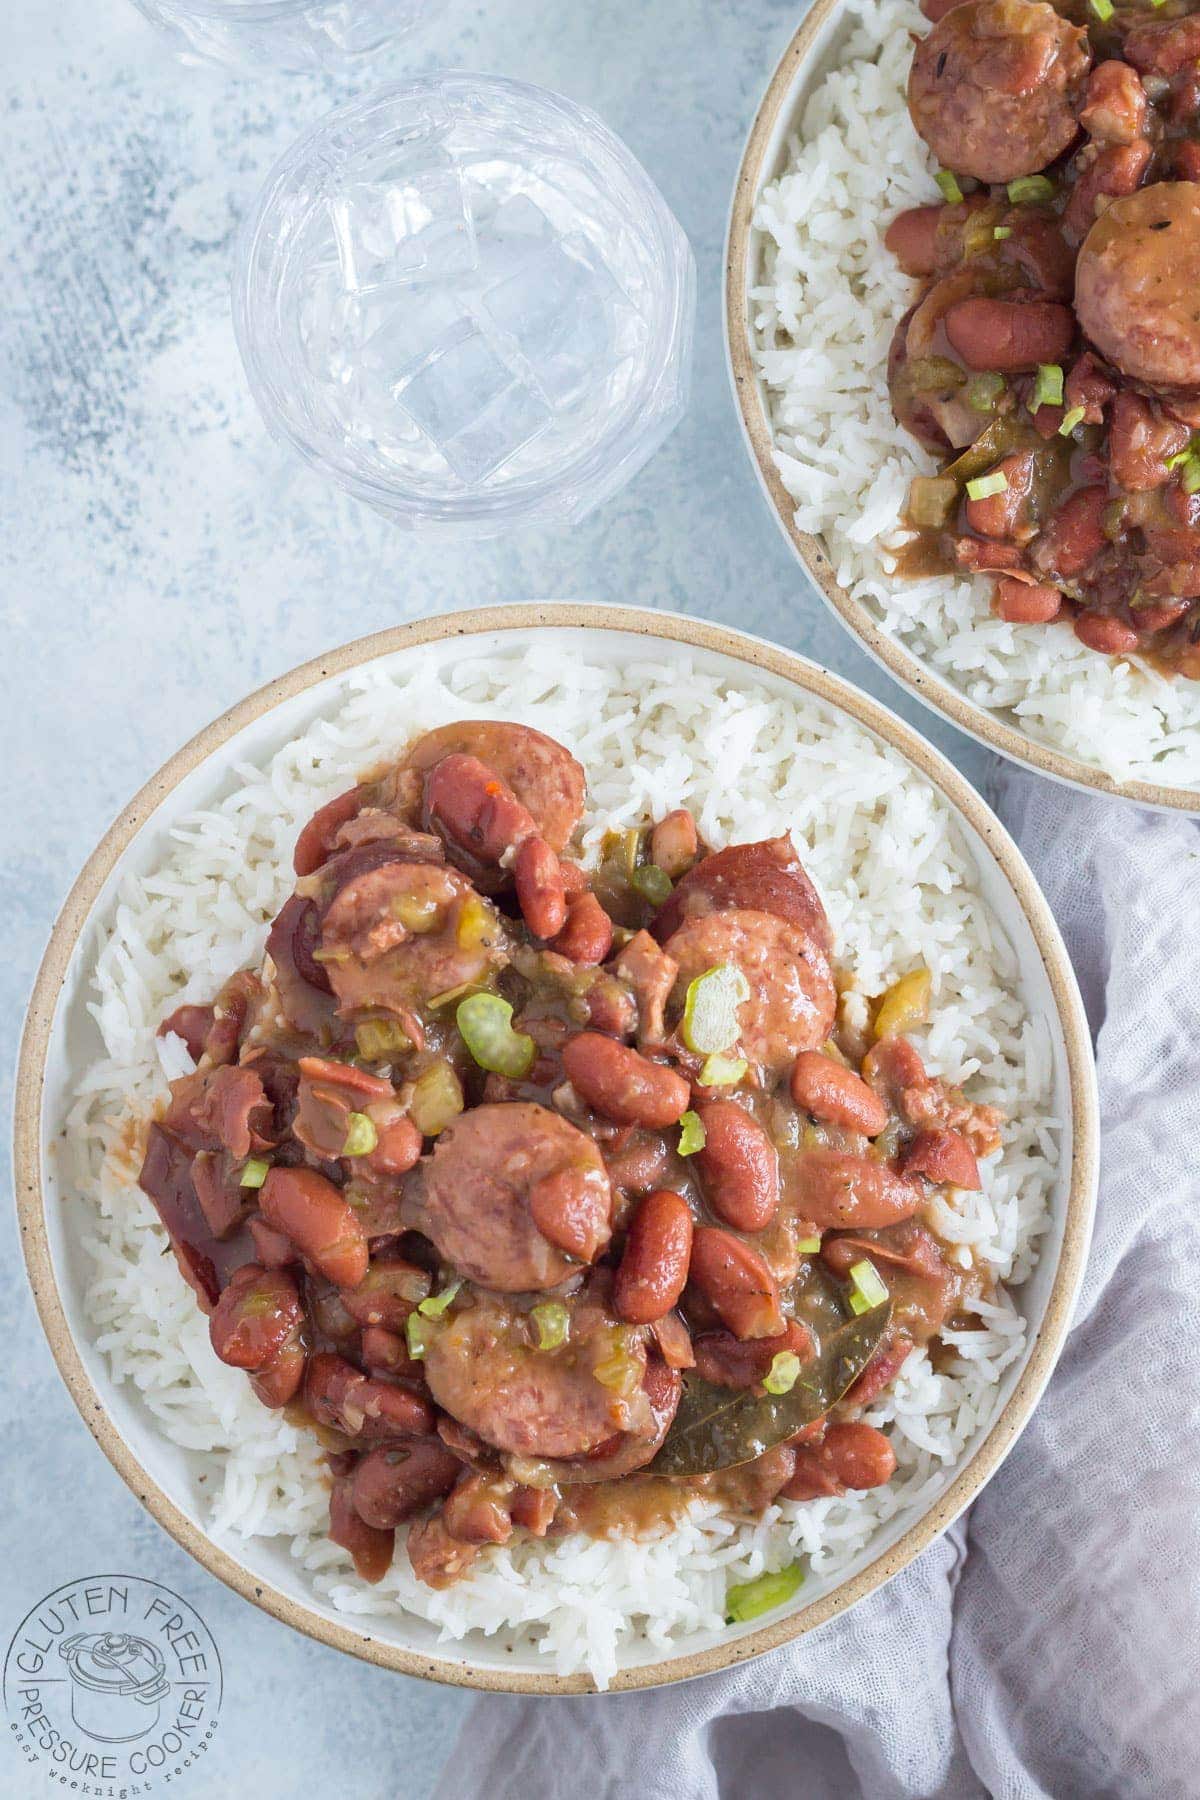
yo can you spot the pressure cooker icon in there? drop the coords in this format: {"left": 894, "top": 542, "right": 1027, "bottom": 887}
{"left": 59, "top": 1631, "right": 170, "bottom": 1743}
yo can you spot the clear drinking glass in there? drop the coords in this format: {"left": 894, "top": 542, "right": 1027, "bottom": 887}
{"left": 232, "top": 74, "right": 696, "bottom": 534}
{"left": 127, "top": 0, "right": 432, "bottom": 75}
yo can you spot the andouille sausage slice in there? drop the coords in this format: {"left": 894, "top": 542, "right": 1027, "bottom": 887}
{"left": 651, "top": 836, "right": 832, "bottom": 953}
{"left": 413, "top": 1102, "right": 613, "bottom": 1291}
{"left": 665, "top": 909, "right": 836, "bottom": 1074}
{"left": 400, "top": 721, "right": 585, "bottom": 854}
{"left": 1075, "top": 183, "right": 1200, "bottom": 390}
{"left": 907, "top": 0, "right": 1089, "bottom": 186}
{"left": 421, "top": 1288, "right": 652, "bottom": 1460}
{"left": 319, "top": 858, "right": 504, "bottom": 1019}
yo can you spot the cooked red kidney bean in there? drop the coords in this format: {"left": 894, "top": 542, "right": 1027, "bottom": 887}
{"left": 791, "top": 1150, "right": 923, "bottom": 1229}
{"left": 789, "top": 1053, "right": 889, "bottom": 1136}
{"left": 551, "top": 892, "right": 614, "bottom": 965}
{"left": 1074, "top": 611, "right": 1141, "bottom": 655}
{"left": 692, "top": 1318, "right": 814, "bottom": 1390}
{"left": 649, "top": 809, "right": 699, "bottom": 879}
{"left": 1108, "top": 391, "right": 1190, "bottom": 493}
{"left": 901, "top": 1127, "right": 982, "bottom": 1190}
{"left": 943, "top": 298, "right": 1075, "bottom": 373}
{"left": 513, "top": 835, "right": 567, "bottom": 939}
{"left": 329, "top": 1475, "right": 394, "bottom": 1583}
{"left": 208, "top": 1265, "right": 303, "bottom": 1371}
{"left": 360, "top": 1325, "right": 423, "bottom": 1382}
{"left": 442, "top": 1471, "right": 516, "bottom": 1545}
{"left": 247, "top": 1216, "right": 297, "bottom": 1269}
{"left": 562, "top": 1032, "right": 690, "bottom": 1128}
{"left": 260, "top": 1166, "right": 369, "bottom": 1288}
{"left": 693, "top": 1101, "right": 780, "bottom": 1231}
{"left": 782, "top": 1423, "right": 897, "bottom": 1501}
{"left": 365, "top": 1109, "right": 423, "bottom": 1177}
{"left": 293, "top": 786, "right": 364, "bottom": 876}
{"left": 964, "top": 451, "right": 1037, "bottom": 540}
{"left": 249, "top": 1334, "right": 307, "bottom": 1409}
{"left": 424, "top": 751, "right": 537, "bottom": 865}
{"left": 1034, "top": 486, "right": 1109, "bottom": 582}
{"left": 993, "top": 578, "right": 1063, "bottom": 624}
{"left": 528, "top": 1165, "right": 614, "bottom": 1262}
{"left": 350, "top": 1440, "right": 462, "bottom": 1530}
{"left": 884, "top": 205, "right": 944, "bottom": 278}
{"left": 613, "top": 1188, "right": 694, "bottom": 1324}
{"left": 305, "top": 1352, "right": 435, "bottom": 1440}
{"left": 688, "top": 1227, "right": 785, "bottom": 1340}
{"left": 338, "top": 1258, "right": 431, "bottom": 1330}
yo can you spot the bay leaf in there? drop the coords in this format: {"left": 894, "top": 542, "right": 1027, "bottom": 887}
{"left": 649, "top": 1299, "right": 892, "bottom": 1480}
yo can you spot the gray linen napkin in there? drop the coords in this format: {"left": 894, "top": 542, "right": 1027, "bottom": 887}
{"left": 434, "top": 768, "right": 1200, "bottom": 1800}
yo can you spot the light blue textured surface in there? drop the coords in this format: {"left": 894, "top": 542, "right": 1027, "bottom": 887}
{"left": 0, "top": 3, "right": 993, "bottom": 1796}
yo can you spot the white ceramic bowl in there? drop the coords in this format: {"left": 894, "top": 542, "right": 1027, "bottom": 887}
{"left": 15, "top": 604, "right": 1098, "bottom": 1693}
{"left": 726, "top": 0, "right": 1200, "bottom": 814}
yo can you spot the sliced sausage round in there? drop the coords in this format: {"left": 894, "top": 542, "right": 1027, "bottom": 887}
{"left": 665, "top": 908, "right": 836, "bottom": 1074}
{"left": 400, "top": 721, "right": 585, "bottom": 854}
{"left": 908, "top": 0, "right": 1089, "bottom": 185}
{"left": 319, "top": 858, "right": 504, "bottom": 1018}
{"left": 651, "top": 836, "right": 831, "bottom": 952}
{"left": 1075, "top": 183, "right": 1200, "bottom": 390}
{"left": 421, "top": 1287, "right": 651, "bottom": 1460}
{"left": 415, "top": 1102, "right": 613, "bottom": 1291}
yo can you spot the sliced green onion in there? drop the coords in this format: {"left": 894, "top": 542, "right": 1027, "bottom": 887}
{"left": 762, "top": 1351, "right": 802, "bottom": 1396}
{"left": 1058, "top": 406, "right": 1086, "bottom": 436}
{"left": 681, "top": 963, "right": 749, "bottom": 1055}
{"left": 965, "top": 470, "right": 1008, "bottom": 501}
{"left": 1029, "top": 363, "right": 1064, "bottom": 412}
{"left": 1089, "top": 0, "right": 1113, "bottom": 18}
{"left": 1007, "top": 174, "right": 1055, "bottom": 205}
{"left": 456, "top": 993, "right": 536, "bottom": 1080}
{"left": 847, "top": 1258, "right": 889, "bottom": 1315}
{"left": 725, "top": 1562, "right": 804, "bottom": 1625}
{"left": 630, "top": 863, "right": 673, "bottom": 906}
{"left": 240, "top": 1157, "right": 270, "bottom": 1189}
{"left": 992, "top": 226, "right": 1012, "bottom": 241}
{"left": 934, "top": 169, "right": 963, "bottom": 205}
{"left": 965, "top": 371, "right": 1005, "bottom": 414}
{"left": 405, "top": 1312, "right": 431, "bottom": 1360}
{"left": 418, "top": 1279, "right": 461, "bottom": 1319}
{"left": 698, "top": 1052, "right": 749, "bottom": 1087}
{"left": 530, "top": 1301, "right": 570, "bottom": 1350}
{"left": 355, "top": 1017, "right": 411, "bottom": 1061}
{"left": 796, "top": 1234, "right": 821, "bottom": 1254}
{"left": 1183, "top": 459, "right": 1200, "bottom": 495}
{"left": 342, "top": 1112, "right": 378, "bottom": 1157}
{"left": 678, "top": 1110, "right": 707, "bottom": 1156}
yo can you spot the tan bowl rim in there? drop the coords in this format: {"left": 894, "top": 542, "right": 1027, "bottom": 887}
{"left": 14, "top": 601, "right": 1099, "bottom": 1694}
{"left": 725, "top": 0, "right": 1200, "bottom": 814}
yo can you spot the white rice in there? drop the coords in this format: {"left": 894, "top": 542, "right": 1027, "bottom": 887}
{"left": 751, "top": 0, "right": 1200, "bottom": 791}
{"left": 67, "top": 643, "right": 1057, "bottom": 1688}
